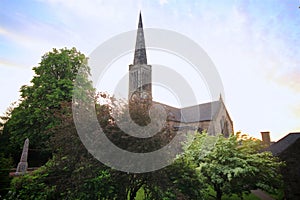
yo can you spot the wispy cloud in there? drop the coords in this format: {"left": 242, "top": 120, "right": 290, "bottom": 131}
{"left": 271, "top": 70, "right": 300, "bottom": 93}
{"left": 0, "top": 26, "right": 32, "bottom": 47}
{"left": 38, "top": 0, "right": 136, "bottom": 21}
{"left": 0, "top": 58, "right": 24, "bottom": 69}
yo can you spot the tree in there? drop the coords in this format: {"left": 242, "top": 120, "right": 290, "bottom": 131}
{"left": 6, "top": 101, "right": 118, "bottom": 200}
{"left": 0, "top": 153, "right": 13, "bottom": 198}
{"left": 3, "top": 51, "right": 206, "bottom": 199}
{"left": 94, "top": 95, "right": 205, "bottom": 200}
{"left": 183, "top": 133, "right": 283, "bottom": 200}
{"left": 6, "top": 93, "right": 206, "bottom": 200}
{"left": 142, "top": 157, "right": 205, "bottom": 200}
{"left": 2, "top": 47, "right": 92, "bottom": 166}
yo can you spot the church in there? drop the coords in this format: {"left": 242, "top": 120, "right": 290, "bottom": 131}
{"left": 128, "top": 13, "right": 233, "bottom": 136}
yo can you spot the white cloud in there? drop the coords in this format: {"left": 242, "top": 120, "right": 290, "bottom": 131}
{"left": 159, "top": 0, "right": 168, "bottom": 6}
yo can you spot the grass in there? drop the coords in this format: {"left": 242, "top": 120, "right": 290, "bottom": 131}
{"left": 134, "top": 187, "right": 145, "bottom": 200}
{"left": 127, "top": 187, "right": 145, "bottom": 200}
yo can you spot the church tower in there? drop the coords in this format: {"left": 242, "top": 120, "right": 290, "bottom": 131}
{"left": 129, "top": 12, "right": 152, "bottom": 103}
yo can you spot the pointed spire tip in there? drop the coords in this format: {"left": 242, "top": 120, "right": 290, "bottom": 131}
{"left": 133, "top": 11, "right": 147, "bottom": 65}
{"left": 138, "top": 11, "right": 143, "bottom": 29}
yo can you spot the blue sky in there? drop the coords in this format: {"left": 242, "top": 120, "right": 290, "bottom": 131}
{"left": 1, "top": 0, "right": 300, "bottom": 141}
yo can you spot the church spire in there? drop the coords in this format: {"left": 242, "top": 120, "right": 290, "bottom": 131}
{"left": 133, "top": 12, "right": 147, "bottom": 65}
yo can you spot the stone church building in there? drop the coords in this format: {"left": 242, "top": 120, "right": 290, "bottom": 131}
{"left": 128, "top": 13, "right": 233, "bottom": 136}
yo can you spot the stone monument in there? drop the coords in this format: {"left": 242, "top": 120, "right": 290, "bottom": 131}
{"left": 15, "top": 138, "right": 29, "bottom": 175}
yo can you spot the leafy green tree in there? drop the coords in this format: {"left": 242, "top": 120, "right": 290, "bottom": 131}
{"left": 93, "top": 95, "right": 205, "bottom": 200}
{"left": 2, "top": 47, "right": 92, "bottom": 166}
{"left": 6, "top": 164, "right": 56, "bottom": 200}
{"left": 4, "top": 56, "right": 205, "bottom": 200}
{"left": 183, "top": 133, "right": 283, "bottom": 200}
{"left": 6, "top": 94, "right": 206, "bottom": 200}
{"left": 0, "top": 103, "right": 16, "bottom": 158}
{"left": 44, "top": 102, "right": 118, "bottom": 199}
{"left": 142, "top": 157, "right": 205, "bottom": 200}
{"left": 6, "top": 101, "right": 118, "bottom": 200}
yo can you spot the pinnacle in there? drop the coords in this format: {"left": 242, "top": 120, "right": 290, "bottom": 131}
{"left": 133, "top": 12, "right": 147, "bottom": 65}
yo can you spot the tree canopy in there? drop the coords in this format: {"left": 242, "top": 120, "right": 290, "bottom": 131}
{"left": 6, "top": 95, "right": 205, "bottom": 200}
{"left": 182, "top": 133, "right": 284, "bottom": 200}
{"left": 1, "top": 47, "right": 92, "bottom": 166}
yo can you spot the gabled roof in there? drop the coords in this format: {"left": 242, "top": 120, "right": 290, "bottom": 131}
{"left": 266, "top": 132, "right": 300, "bottom": 155}
{"left": 181, "top": 101, "right": 221, "bottom": 122}
{"left": 156, "top": 100, "right": 222, "bottom": 123}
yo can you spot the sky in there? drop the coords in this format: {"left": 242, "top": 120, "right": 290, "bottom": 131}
{"left": 1, "top": 0, "right": 300, "bottom": 141}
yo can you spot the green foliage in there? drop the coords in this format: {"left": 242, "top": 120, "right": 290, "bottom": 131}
{"left": 5, "top": 94, "right": 206, "bottom": 200}
{"left": 221, "top": 193, "right": 260, "bottom": 200}
{"left": 98, "top": 96, "right": 206, "bottom": 199}
{"left": 182, "top": 133, "right": 284, "bottom": 200}
{"left": 77, "top": 170, "right": 117, "bottom": 200}
{"left": 2, "top": 87, "right": 284, "bottom": 200}
{"left": 1, "top": 47, "right": 92, "bottom": 166}
{"left": 0, "top": 154, "right": 13, "bottom": 197}
{"left": 148, "top": 158, "right": 205, "bottom": 200}
{"left": 6, "top": 165, "right": 56, "bottom": 200}
{"left": 5, "top": 104, "right": 117, "bottom": 199}
{"left": 43, "top": 103, "right": 115, "bottom": 199}
{"left": 203, "top": 186, "right": 261, "bottom": 200}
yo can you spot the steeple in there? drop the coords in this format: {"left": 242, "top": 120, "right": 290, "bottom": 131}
{"left": 133, "top": 12, "right": 147, "bottom": 65}
{"left": 129, "top": 12, "right": 152, "bottom": 102}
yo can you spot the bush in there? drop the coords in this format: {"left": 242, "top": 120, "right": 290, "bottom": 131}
{"left": 0, "top": 154, "right": 13, "bottom": 198}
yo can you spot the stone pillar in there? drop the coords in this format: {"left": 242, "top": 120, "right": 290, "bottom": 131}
{"left": 16, "top": 138, "right": 29, "bottom": 175}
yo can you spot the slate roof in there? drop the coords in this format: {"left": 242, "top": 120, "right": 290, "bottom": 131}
{"left": 266, "top": 132, "right": 300, "bottom": 156}
{"left": 156, "top": 100, "right": 222, "bottom": 123}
